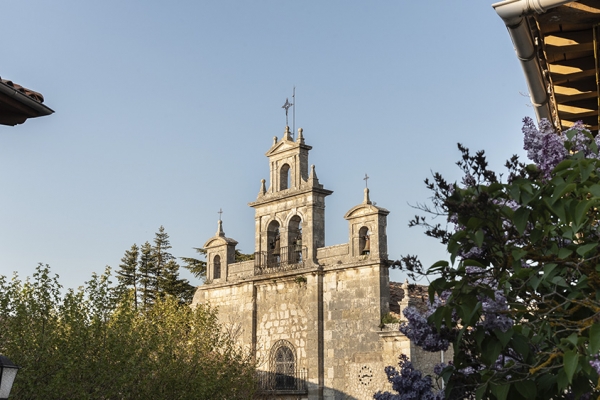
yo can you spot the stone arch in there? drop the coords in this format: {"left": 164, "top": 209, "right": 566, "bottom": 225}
{"left": 270, "top": 340, "right": 296, "bottom": 390}
{"left": 279, "top": 163, "right": 291, "bottom": 190}
{"left": 359, "top": 226, "right": 371, "bottom": 255}
{"left": 213, "top": 254, "right": 221, "bottom": 279}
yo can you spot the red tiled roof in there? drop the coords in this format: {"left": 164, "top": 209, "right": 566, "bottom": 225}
{"left": 1, "top": 78, "right": 45, "bottom": 103}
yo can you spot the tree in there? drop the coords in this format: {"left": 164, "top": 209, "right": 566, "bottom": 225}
{"left": 161, "top": 259, "right": 195, "bottom": 304}
{"left": 153, "top": 225, "right": 174, "bottom": 286}
{"left": 378, "top": 118, "right": 600, "bottom": 400}
{"left": 116, "top": 243, "right": 139, "bottom": 309}
{"left": 181, "top": 247, "right": 207, "bottom": 280}
{"left": 138, "top": 240, "right": 157, "bottom": 309}
{"left": 0, "top": 264, "right": 257, "bottom": 399}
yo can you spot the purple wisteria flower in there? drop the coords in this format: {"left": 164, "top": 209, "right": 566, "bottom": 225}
{"left": 374, "top": 354, "right": 445, "bottom": 400}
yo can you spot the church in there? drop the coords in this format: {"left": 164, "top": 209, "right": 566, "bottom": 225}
{"left": 191, "top": 125, "right": 441, "bottom": 400}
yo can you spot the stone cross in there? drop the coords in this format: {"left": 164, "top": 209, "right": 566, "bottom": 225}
{"left": 282, "top": 98, "right": 293, "bottom": 126}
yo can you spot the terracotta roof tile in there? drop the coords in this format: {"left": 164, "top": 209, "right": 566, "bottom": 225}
{"left": 1, "top": 77, "right": 45, "bottom": 103}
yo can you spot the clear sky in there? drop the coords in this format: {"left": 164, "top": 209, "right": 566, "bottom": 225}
{"left": 1, "top": 1, "right": 534, "bottom": 290}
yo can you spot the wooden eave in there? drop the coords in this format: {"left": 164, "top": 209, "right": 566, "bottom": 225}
{"left": 531, "top": 0, "right": 600, "bottom": 132}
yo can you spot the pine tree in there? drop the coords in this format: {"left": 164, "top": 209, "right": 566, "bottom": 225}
{"left": 152, "top": 226, "right": 195, "bottom": 303}
{"left": 138, "top": 241, "right": 157, "bottom": 309}
{"left": 161, "top": 259, "right": 195, "bottom": 304}
{"left": 116, "top": 244, "right": 140, "bottom": 309}
{"left": 152, "top": 225, "right": 174, "bottom": 294}
{"left": 181, "top": 247, "right": 207, "bottom": 280}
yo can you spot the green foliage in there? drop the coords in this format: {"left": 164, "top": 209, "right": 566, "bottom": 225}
{"left": 381, "top": 312, "right": 399, "bottom": 324}
{"left": 406, "top": 133, "right": 600, "bottom": 399}
{"left": 181, "top": 249, "right": 254, "bottom": 283}
{"left": 235, "top": 250, "right": 255, "bottom": 262}
{"left": 0, "top": 264, "right": 256, "bottom": 400}
{"left": 117, "top": 227, "right": 195, "bottom": 306}
{"left": 181, "top": 247, "right": 207, "bottom": 280}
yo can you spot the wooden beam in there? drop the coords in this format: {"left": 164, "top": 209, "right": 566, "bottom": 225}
{"left": 550, "top": 68, "right": 596, "bottom": 85}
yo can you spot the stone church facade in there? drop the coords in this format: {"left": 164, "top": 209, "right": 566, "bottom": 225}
{"left": 191, "top": 126, "right": 443, "bottom": 400}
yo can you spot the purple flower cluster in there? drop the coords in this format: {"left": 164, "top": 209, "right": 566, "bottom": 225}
{"left": 481, "top": 289, "right": 512, "bottom": 332}
{"left": 400, "top": 306, "right": 450, "bottom": 352}
{"left": 399, "top": 292, "right": 452, "bottom": 352}
{"left": 465, "top": 266, "right": 513, "bottom": 332}
{"left": 374, "top": 354, "right": 445, "bottom": 400}
{"left": 522, "top": 117, "right": 567, "bottom": 178}
{"left": 522, "top": 117, "right": 600, "bottom": 178}
{"left": 433, "top": 362, "right": 447, "bottom": 376}
{"left": 590, "top": 355, "right": 600, "bottom": 375}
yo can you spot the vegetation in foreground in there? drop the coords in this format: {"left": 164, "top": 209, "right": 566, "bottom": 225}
{"left": 0, "top": 264, "right": 256, "bottom": 400}
{"left": 378, "top": 118, "right": 600, "bottom": 400}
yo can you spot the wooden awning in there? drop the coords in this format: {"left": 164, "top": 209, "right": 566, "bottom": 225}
{"left": 531, "top": 0, "right": 600, "bottom": 131}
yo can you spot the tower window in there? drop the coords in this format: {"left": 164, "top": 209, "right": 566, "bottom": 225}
{"left": 213, "top": 255, "right": 221, "bottom": 279}
{"left": 359, "top": 227, "right": 371, "bottom": 255}
{"left": 288, "top": 215, "right": 303, "bottom": 263}
{"left": 280, "top": 164, "right": 291, "bottom": 190}
{"left": 267, "top": 221, "right": 281, "bottom": 267}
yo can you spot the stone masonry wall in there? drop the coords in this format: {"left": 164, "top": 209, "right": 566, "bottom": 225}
{"left": 321, "top": 264, "right": 388, "bottom": 400}
{"left": 191, "top": 281, "right": 255, "bottom": 350}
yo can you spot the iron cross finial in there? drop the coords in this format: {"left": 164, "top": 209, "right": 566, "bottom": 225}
{"left": 364, "top": 173, "right": 370, "bottom": 188}
{"left": 282, "top": 97, "right": 293, "bottom": 126}
{"left": 218, "top": 208, "right": 223, "bottom": 221}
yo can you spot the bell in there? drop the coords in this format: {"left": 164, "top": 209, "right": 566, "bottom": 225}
{"left": 362, "top": 235, "right": 370, "bottom": 254}
{"left": 294, "top": 237, "right": 302, "bottom": 252}
{"left": 272, "top": 236, "right": 280, "bottom": 255}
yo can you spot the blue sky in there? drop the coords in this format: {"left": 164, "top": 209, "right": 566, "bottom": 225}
{"left": 1, "top": 1, "right": 534, "bottom": 290}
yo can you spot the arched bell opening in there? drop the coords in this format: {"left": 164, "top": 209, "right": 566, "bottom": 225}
{"left": 267, "top": 220, "right": 281, "bottom": 267}
{"left": 359, "top": 226, "right": 371, "bottom": 255}
{"left": 288, "top": 215, "right": 303, "bottom": 264}
{"left": 213, "top": 254, "right": 221, "bottom": 279}
{"left": 280, "top": 164, "right": 291, "bottom": 191}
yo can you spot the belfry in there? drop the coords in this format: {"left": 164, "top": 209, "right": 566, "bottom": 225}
{"left": 192, "top": 125, "right": 440, "bottom": 400}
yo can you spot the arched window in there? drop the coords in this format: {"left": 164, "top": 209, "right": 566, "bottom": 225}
{"left": 280, "top": 164, "right": 291, "bottom": 190}
{"left": 270, "top": 340, "right": 296, "bottom": 390}
{"left": 359, "top": 227, "right": 371, "bottom": 255}
{"left": 288, "top": 215, "right": 303, "bottom": 264}
{"left": 267, "top": 221, "right": 281, "bottom": 267}
{"left": 213, "top": 255, "right": 221, "bottom": 279}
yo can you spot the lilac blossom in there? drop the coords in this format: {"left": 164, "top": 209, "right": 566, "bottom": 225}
{"left": 400, "top": 306, "right": 450, "bottom": 352}
{"left": 523, "top": 117, "right": 600, "bottom": 178}
{"left": 464, "top": 267, "right": 513, "bottom": 332}
{"left": 374, "top": 354, "right": 445, "bottom": 400}
{"left": 590, "top": 355, "right": 600, "bottom": 375}
{"left": 522, "top": 117, "right": 567, "bottom": 178}
{"left": 433, "top": 363, "right": 447, "bottom": 376}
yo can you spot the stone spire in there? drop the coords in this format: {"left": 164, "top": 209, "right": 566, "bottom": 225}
{"left": 216, "top": 219, "right": 225, "bottom": 237}
{"left": 283, "top": 126, "right": 293, "bottom": 141}
{"left": 363, "top": 187, "right": 372, "bottom": 205}
{"left": 297, "top": 127, "right": 304, "bottom": 144}
{"left": 258, "top": 178, "right": 266, "bottom": 197}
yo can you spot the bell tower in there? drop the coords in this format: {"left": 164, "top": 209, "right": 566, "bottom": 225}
{"left": 249, "top": 126, "right": 332, "bottom": 266}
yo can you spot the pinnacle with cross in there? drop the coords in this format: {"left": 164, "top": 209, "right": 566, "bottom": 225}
{"left": 282, "top": 98, "right": 293, "bottom": 126}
